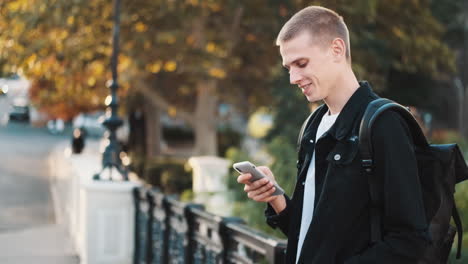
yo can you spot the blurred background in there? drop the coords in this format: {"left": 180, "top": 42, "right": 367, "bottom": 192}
{"left": 0, "top": 0, "right": 467, "bottom": 262}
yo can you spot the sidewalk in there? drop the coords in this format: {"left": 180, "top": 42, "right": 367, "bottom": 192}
{"left": 0, "top": 224, "right": 78, "bottom": 264}
{"left": 0, "top": 139, "right": 95, "bottom": 264}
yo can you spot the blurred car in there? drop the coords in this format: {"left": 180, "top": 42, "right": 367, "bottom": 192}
{"left": 47, "top": 119, "right": 65, "bottom": 134}
{"left": 0, "top": 84, "right": 8, "bottom": 96}
{"left": 9, "top": 97, "right": 30, "bottom": 121}
{"left": 0, "top": 73, "right": 29, "bottom": 97}
{"left": 73, "top": 112, "right": 106, "bottom": 138}
{"left": 73, "top": 111, "right": 129, "bottom": 142}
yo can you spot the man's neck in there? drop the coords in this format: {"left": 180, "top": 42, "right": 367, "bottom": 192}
{"left": 324, "top": 68, "right": 359, "bottom": 115}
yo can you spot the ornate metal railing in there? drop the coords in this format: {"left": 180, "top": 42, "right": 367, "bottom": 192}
{"left": 133, "top": 187, "right": 287, "bottom": 264}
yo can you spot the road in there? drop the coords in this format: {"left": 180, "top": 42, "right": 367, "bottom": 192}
{"left": 0, "top": 96, "right": 79, "bottom": 263}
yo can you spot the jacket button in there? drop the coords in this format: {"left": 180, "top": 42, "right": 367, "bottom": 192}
{"left": 309, "top": 139, "right": 314, "bottom": 143}
{"left": 302, "top": 181, "right": 305, "bottom": 186}
{"left": 334, "top": 154, "right": 341, "bottom": 161}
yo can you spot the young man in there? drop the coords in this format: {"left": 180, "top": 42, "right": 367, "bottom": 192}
{"left": 237, "top": 6, "right": 430, "bottom": 264}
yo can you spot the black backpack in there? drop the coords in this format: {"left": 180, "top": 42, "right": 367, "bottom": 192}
{"left": 297, "top": 98, "right": 468, "bottom": 262}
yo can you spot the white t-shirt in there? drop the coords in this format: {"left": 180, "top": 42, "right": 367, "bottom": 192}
{"left": 296, "top": 111, "right": 339, "bottom": 263}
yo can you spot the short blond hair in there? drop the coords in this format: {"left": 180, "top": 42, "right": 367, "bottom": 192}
{"left": 277, "top": 6, "right": 351, "bottom": 61}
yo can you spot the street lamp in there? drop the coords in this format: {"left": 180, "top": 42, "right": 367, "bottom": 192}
{"left": 94, "top": 0, "right": 127, "bottom": 181}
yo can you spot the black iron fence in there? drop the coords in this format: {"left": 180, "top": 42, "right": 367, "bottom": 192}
{"left": 133, "top": 187, "right": 287, "bottom": 264}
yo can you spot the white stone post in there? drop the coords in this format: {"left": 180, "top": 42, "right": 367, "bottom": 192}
{"left": 188, "top": 156, "right": 231, "bottom": 216}
{"left": 79, "top": 178, "right": 142, "bottom": 264}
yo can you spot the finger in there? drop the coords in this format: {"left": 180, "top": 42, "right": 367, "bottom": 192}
{"left": 250, "top": 180, "right": 274, "bottom": 197}
{"left": 245, "top": 178, "right": 270, "bottom": 193}
{"left": 250, "top": 177, "right": 270, "bottom": 189}
{"left": 247, "top": 181, "right": 272, "bottom": 198}
{"left": 255, "top": 186, "right": 276, "bottom": 202}
{"left": 256, "top": 166, "right": 273, "bottom": 178}
{"left": 237, "top": 173, "right": 252, "bottom": 184}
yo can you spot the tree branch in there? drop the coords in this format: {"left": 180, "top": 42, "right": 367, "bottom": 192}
{"left": 133, "top": 78, "right": 196, "bottom": 127}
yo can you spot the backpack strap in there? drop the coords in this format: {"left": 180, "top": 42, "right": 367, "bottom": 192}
{"left": 359, "top": 98, "right": 429, "bottom": 244}
{"left": 359, "top": 98, "right": 393, "bottom": 243}
{"left": 452, "top": 200, "right": 463, "bottom": 259}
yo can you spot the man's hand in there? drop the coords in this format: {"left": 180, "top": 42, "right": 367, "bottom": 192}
{"left": 236, "top": 166, "right": 286, "bottom": 213}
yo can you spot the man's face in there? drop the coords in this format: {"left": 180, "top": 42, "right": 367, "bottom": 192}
{"left": 280, "top": 31, "right": 336, "bottom": 103}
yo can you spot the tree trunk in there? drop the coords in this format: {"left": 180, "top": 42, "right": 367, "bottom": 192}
{"left": 144, "top": 97, "right": 162, "bottom": 159}
{"left": 193, "top": 80, "right": 218, "bottom": 156}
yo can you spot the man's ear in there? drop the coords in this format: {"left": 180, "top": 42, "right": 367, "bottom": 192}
{"left": 330, "top": 38, "right": 346, "bottom": 62}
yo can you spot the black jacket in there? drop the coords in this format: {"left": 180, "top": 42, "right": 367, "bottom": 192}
{"left": 265, "top": 82, "right": 430, "bottom": 263}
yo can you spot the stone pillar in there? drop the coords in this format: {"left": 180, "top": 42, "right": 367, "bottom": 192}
{"left": 79, "top": 178, "right": 142, "bottom": 264}
{"left": 188, "top": 156, "right": 231, "bottom": 216}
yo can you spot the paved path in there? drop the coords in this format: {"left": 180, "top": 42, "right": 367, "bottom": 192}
{"left": 0, "top": 109, "right": 79, "bottom": 264}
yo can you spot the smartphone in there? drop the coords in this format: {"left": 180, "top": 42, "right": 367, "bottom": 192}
{"left": 232, "top": 161, "right": 285, "bottom": 196}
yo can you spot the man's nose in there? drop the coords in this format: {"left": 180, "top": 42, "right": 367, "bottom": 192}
{"left": 289, "top": 69, "right": 302, "bottom": 85}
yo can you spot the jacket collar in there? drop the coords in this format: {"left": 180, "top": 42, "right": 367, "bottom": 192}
{"left": 306, "top": 81, "right": 377, "bottom": 142}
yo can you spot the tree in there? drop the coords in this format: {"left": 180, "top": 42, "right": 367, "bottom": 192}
{"left": 430, "top": 0, "right": 468, "bottom": 139}
{"left": 0, "top": 0, "right": 459, "bottom": 154}
{"left": 1, "top": 0, "right": 285, "bottom": 156}
{"left": 0, "top": 0, "right": 118, "bottom": 119}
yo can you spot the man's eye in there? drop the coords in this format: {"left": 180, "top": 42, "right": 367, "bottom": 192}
{"left": 298, "top": 63, "right": 307, "bottom": 68}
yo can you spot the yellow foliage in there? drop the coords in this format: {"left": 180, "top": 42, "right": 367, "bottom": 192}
{"left": 84, "top": 26, "right": 92, "bottom": 34}
{"left": 166, "top": 35, "right": 176, "bottom": 44}
{"left": 59, "top": 30, "right": 68, "bottom": 39}
{"left": 179, "top": 85, "right": 191, "bottom": 95}
{"left": 208, "top": 68, "right": 226, "bottom": 79}
{"left": 39, "top": 3, "right": 46, "bottom": 13}
{"left": 392, "top": 26, "right": 405, "bottom": 39}
{"left": 146, "top": 61, "right": 162, "bottom": 73}
{"left": 87, "top": 77, "right": 96, "bottom": 86}
{"left": 5, "top": 39, "right": 15, "bottom": 48}
{"left": 135, "top": 22, "right": 148, "bottom": 33}
{"left": 119, "top": 55, "right": 132, "bottom": 71}
{"left": 168, "top": 106, "right": 177, "bottom": 117}
{"left": 56, "top": 42, "right": 63, "bottom": 52}
{"left": 7, "top": 1, "right": 22, "bottom": 12}
{"left": 164, "top": 61, "right": 177, "bottom": 72}
{"left": 187, "top": 0, "right": 199, "bottom": 6}
{"left": 26, "top": 54, "right": 37, "bottom": 68}
{"left": 208, "top": 3, "right": 221, "bottom": 12}
{"left": 39, "top": 49, "right": 48, "bottom": 57}
{"left": 206, "top": 42, "right": 216, "bottom": 53}
{"left": 186, "top": 35, "right": 196, "bottom": 45}
{"left": 67, "top": 16, "right": 75, "bottom": 26}
{"left": 247, "top": 108, "right": 273, "bottom": 139}
{"left": 91, "top": 62, "right": 105, "bottom": 75}
{"left": 246, "top": 34, "right": 256, "bottom": 42}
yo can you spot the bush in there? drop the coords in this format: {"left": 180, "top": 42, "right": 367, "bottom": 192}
{"left": 144, "top": 158, "right": 192, "bottom": 194}
{"left": 453, "top": 180, "right": 468, "bottom": 257}
{"left": 128, "top": 152, "right": 146, "bottom": 177}
{"left": 218, "top": 126, "right": 242, "bottom": 157}
{"left": 431, "top": 129, "right": 468, "bottom": 155}
{"left": 163, "top": 126, "right": 194, "bottom": 143}
{"left": 224, "top": 139, "right": 297, "bottom": 239}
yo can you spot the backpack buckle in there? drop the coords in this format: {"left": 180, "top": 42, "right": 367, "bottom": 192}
{"left": 362, "top": 159, "right": 373, "bottom": 172}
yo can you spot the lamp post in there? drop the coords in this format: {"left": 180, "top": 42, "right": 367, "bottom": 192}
{"left": 94, "top": 0, "right": 127, "bottom": 181}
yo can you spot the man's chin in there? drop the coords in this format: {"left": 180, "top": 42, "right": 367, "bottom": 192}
{"left": 305, "top": 94, "right": 319, "bottom": 103}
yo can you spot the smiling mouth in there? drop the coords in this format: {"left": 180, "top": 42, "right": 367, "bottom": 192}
{"left": 301, "top": 84, "right": 312, "bottom": 93}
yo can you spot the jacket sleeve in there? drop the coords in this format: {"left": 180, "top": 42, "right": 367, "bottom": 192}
{"left": 264, "top": 194, "right": 292, "bottom": 236}
{"left": 346, "top": 111, "right": 431, "bottom": 263}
